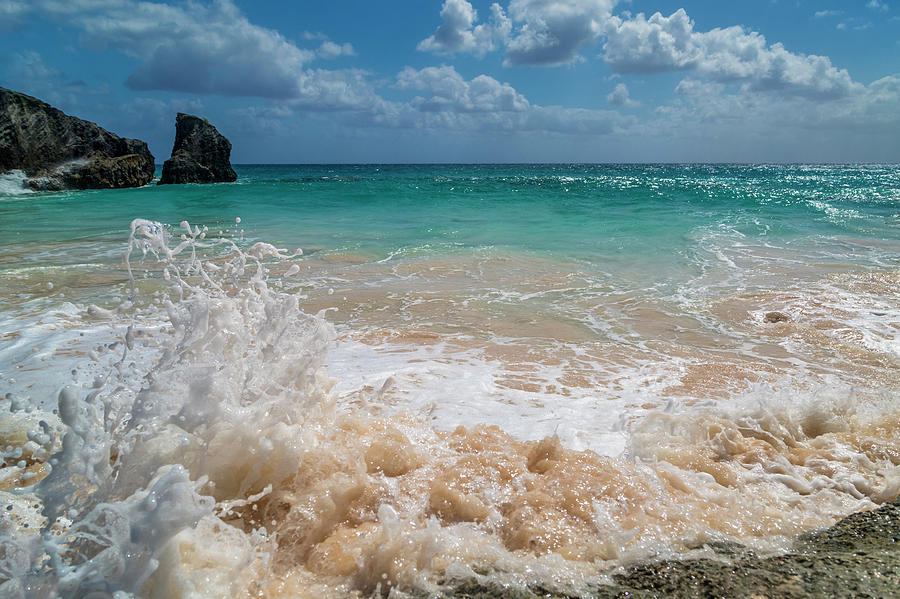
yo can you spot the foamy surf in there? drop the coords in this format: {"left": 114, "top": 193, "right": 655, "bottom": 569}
{"left": 1, "top": 219, "right": 897, "bottom": 598}
{"left": 0, "top": 171, "right": 31, "bottom": 197}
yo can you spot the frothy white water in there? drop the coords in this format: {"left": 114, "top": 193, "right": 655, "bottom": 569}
{"left": 0, "top": 171, "right": 31, "bottom": 197}
{"left": 327, "top": 337, "right": 631, "bottom": 454}
{"left": 1, "top": 219, "right": 322, "bottom": 597}
{"left": 0, "top": 219, "right": 897, "bottom": 598}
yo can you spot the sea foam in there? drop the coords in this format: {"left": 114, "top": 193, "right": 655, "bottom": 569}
{"left": 0, "top": 170, "right": 31, "bottom": 197}
{"left": 0, "top": 219, "right": 897, "bottom": 598}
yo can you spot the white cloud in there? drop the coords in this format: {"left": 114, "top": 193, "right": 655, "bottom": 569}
{"left": 391, "top": 65, "right": 625, "bottom": 135}
{"left": 397, "top": 65, "right": 529, "bottom": 113}
{"left": 603, "top": 9, "right": 698, "bottom": 73}
{"left": 661, "top": 72, "right": 900, "bottom": 142}
{"left": 414, "top": 2, "right": 867, "bottom": 105}
{"left": 81, "top": 1, "right": 316, "bottom": 98}
{"left": 504, "top": 0, "right": 617, "bottom": 66}
{"left": 414, "top": 0, "right": 871, "bottom": 107}
{"left": 867, "top": 0, "right": 889, "bottom": 12}
{"left": 234, "top": 65, "right": 627, "bottom": 140}
{"left": 301, "top": 31, "right": 329, "bottom": 41}
{"left": 417, "top": 0, "right": 502, "bottom": 57}
{"left": 603, "top": 9, "right": 860, "bottom": 99}
{"left": 7, "top": 0, "right": 896, "bottom": 161}
{"left": 289, "top": 68, "right": 386, "bottom": 112}
{"left": 7, "top": 0, "right": 371, "bottom": 103}
{"left": 418, "top": 0, "right": 617, "bottom": 65}
{"left": 317, "top": 41, "right": 355, "bottom": 60}
{"left": 6, "top": 0, "right": 627, "bottom": 138}
{"left": 606, "top": 82, "right": 637, "bottom": 106}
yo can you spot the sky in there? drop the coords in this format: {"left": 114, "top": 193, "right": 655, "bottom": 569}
{"left": 1, "top": 0, "right": 899, "bottom": 163}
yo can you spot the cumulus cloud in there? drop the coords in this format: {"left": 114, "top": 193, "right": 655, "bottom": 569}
{"left": 392, "top": 65, "right": 625, "bottom": 135}
{"left": 504, "top": 0, "right": 616, "bottom": 66}
{"left": 661, "top": 71, "right": 900, "bottom": 142}
{"left": 6, "top": 0, "right": 371, "bottom": 104}
{"left": 9, "top": 0, "right": 892, "bottom": 160}
{"left": 867, "top": 0, "right": 889, "bottom": 12}
{"left": 397, "top": 65, "right": 529, "bottom": 113}
{"left": 606, "top": 82, "right": 637, "bottom": 107}
{"left": 81, "top": 1, "right": 316, "bottom": 98}
{"left": 288, "top": 68, "right": 386, "bottom": 112}
{"left": 603, "top": 9, "right": 860, "bottom": 99}
{"left": 415, "top": 2, "right": 866, "bottom": 103}
{"left": 5, "top": 0, "right": 628, "bottom": 138}
{"left": 231, "top": 64, "right": 626, "bottom": 140}
{"left": 317, "top": 41, "right": 355, "bottom": 60}
{"left": 567, "top": 73, "right": 899, "bottom": 160}
{"left": 417, "top": 0, "right": 505, "bottom": 57}
{"left": 603, "top": 9, "right": 698, "bottom": 73}
{"left": 418, "top": 0, "right": 616, "bottom": 66}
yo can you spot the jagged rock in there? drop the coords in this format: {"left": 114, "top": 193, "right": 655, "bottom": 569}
{"left": 0, "top": 87, "right": 154, "bottom": 190}
{"left": 158, "top": 113, "right": 236, "bottom": 185}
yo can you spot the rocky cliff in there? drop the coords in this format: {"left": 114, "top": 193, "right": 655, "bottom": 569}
{"left": 158, "top": 113, "right": 237, "bottom": 185}
{"left": 0, "top": 87, "right": 155, "bottom": 190}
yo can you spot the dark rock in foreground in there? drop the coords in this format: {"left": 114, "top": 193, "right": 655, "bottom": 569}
{"left": 432, "top": 498, "right": 900, "bottom": 599}
{"left": 158, "top": 113, "right": 236, "bottom": 185}
{"left": 0, "top": 87, "right": 154, "bottom": 190}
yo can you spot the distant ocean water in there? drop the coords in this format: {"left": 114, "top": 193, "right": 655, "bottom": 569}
{"left": 0, "top": 164, "right": 898, "bottom": 597}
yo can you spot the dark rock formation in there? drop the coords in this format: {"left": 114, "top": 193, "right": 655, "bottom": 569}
{"left": 158, "top": 113, "right": 236, "bottom": 185}
{"left": 0, "top": 87, "right": 154, "bottom": 190}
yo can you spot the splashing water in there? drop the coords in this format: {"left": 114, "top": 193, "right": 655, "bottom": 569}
{"left": 1, "top": 218, "right": 898, "bottom": 598}
{"left": 0, "top": 171, "right": 31, "bottom": 197}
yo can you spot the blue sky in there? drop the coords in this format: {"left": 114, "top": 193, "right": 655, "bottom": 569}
{"left": 2, "top": 0, "right": 899, "bottom": 163}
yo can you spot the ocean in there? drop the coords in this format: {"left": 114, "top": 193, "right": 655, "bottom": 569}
{"left": 1, "top": 164, "right": 898, "bottom": 597}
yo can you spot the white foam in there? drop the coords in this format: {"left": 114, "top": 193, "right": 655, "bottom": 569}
{"left": 327, "top": 337, "right": 631, "bottom": 454}
{"left": 0, "top": 219, "right": 897, "bottom": 598}
{"left": 0, "top": 170, "right": 31, "bottom": 197}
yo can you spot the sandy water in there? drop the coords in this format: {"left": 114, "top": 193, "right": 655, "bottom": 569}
{"left": 0, "top": 164, "right": 898, "bottom": 597}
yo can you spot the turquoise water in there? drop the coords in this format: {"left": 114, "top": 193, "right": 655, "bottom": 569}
{"left": 3, "top": 163, "right": 898, "bottom": 262}
{"left": 1, "top": 164, "right": 899, "bottom": 598}
{"left": 3, "top": 163, "right": 898, "bottom": 316}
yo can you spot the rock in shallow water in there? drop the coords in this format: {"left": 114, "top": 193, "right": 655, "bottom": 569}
{"left": 431, "top": 498, "right": 900, "bottom": 599}
{"left": 158, "top": 113, "right": 237, "bottom": 185}
{"left": 0, "top": 87, "right": 154, "bottom": 190}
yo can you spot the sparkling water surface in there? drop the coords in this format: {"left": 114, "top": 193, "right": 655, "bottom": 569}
{"left": 3, "top": 163, "right": 898, "bottom": 261}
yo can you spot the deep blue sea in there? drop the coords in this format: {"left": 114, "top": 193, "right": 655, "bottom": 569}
{"left": 1, "top": 164, "right": 898, "bottom": 597}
